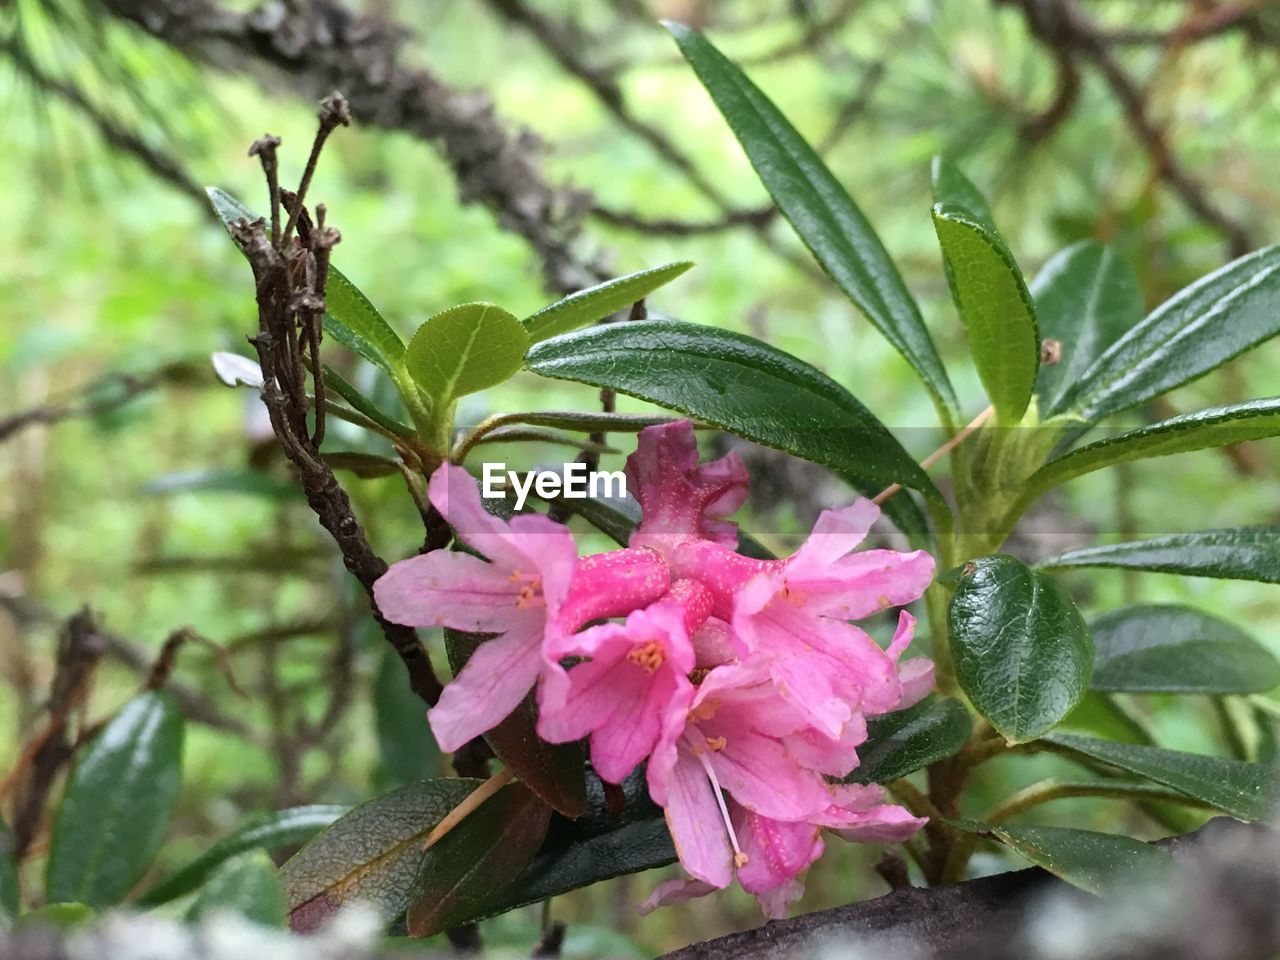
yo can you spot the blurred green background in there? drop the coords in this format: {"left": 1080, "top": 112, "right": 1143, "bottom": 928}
{"left": 1, "top": 0, "right": 1278, "bottom": 952}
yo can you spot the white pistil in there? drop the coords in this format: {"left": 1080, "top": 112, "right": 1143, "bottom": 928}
{"left": 694, "top": 743, "right": 749, "bottom": 868}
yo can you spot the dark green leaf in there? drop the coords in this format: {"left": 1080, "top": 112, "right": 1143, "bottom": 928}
{"left": 322, "top": 366, "right": 413, "bottom": 438}
{"left": 470, "top": 426, "right": 617, "bottom": 454}
{"left": 374, "top": 648, "right": 441, "bottom": 790}
{"left": 1089, "top": 605, "right": 1280, "bottom": 695}
{"left": 473, "top": 410, "right": 679, "bottom": 435}
{"left": 0, "top": 816, "right": 18, "bottom": 923}
{"left": 1057, "top": 244, "right": 1280, "bottom": 422}
{"left": 524, "top": 262, "right": 694, "bottom": 343}
{"left": 281, "top": 778, "right": 479, "bottom": 932}
{"left": 207, "top": 186, "right": 257, "bottom": 231}
{"left": 137, "top": 805, "right": 346, "bottom": 907}
{"left": 325, "top": 267, "right": 406, "bottom": 373}
{"left": 1031, "top": 242, "right": 1144, "bottom": 415}
{"left": 1045, "top": 733, "right": 1276, "bottom": 820}
{"left": 406, "top": 303, "right": 530, "bottom": 407}
{"left": 46, "top": 691, "right": 184, "bottom": 908}
{"left": 930, "top": 156, "right": 996, "bottom": 231}
{"left": 1059, "top": 692, "right": 1154, "bottom": 746}
{"left": 666, "top": 24, "right": 957, "bottom": 416}
{"left": 931, "top": 203, "right": 1040, "bottom": 423}
{"left": 951, "top": 820, "right": 1173, "bottom": 895}
{"left": 407, "top": 782, "right": 552, "bottom": 936}
{"left": 187, "top": 850, "right": 287, "bottom": 927}
{"left": 1038, "top": 527, "right": 1280, "bottom": 584}
{"left": 445, "top": 631, "right": 587, "bottom": 818}
{"left": 950, "top": 556, "right": 1093, "bottom": 742}
{"left": 321, "top": 452, "right": 401, "bottom": 479}
{"left": 846, "top": 696, "right": 972, "bottom": 785}
{"left": 1022, "top": 398, "right": 1280, "bottom": 505}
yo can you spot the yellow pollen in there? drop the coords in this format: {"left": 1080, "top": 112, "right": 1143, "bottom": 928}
{"left": 734, "top": 852, "right": 750, "bottom": 868}
{"left": 689, "top": 699, "right": 720, "bottom": 722}
{"left": 779, "top": 584, "right": 808, "bottom": 607}
{"left": 627, "top": 640, "right": 666, "bottom": 674}
{"left": 705, "top": 735, "right": 727, "bottom": 752}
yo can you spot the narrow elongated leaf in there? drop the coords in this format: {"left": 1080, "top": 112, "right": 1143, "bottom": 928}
{"left": 932, "top": 203, "right": 1040, "bottom": 423}
{"left": 1023, "top": 398, "right": 1280, "bottom": 505}
{"left": 1045, "top": 733, "right": 1276, "bottom": 820}
{"left": 407, "top": 782, "right": 552, "bottom": 936}
{"left": 950, "top": 556, "right": 1093, "bottom": 742}
{"left": 524, "top": 262, "right": 694, "bottom": 342}
{"left": 138, "top": 805, "right": 346, "bottom": 907}
{"left": 1059, "top": 692, "right": 1154, "bottom": 746}
{"left": 187, "top": 850, "right": 286, "bottom": 927}
{"left": 952, "top": 820, "right": 1173, "bottom": 895}
{"left": 525, "top": 321, "right": 940, "bottom": 501}
{"left": 1038, "top": 527, "right": 1280, "bottom": 584}
{"left": 666, "top": 24, "right": 957, "bottom": 415}
{"left": 322, "top": 366, "right": 413, "bottom": 437}
{"left": 0, "top": 816, "right": 18, "bottom": 923}
{"left": 470, "top": 426, "right": 617, "bottom": 454}
{"left": 281, "top": 778, "right": 480, "bottom": 932}
{"left": 1058, "top": 244, "right": 1280, "bottom": 422}
{"left": 325, "top": 267, "right": 406, "bottom": 372}
{"left": 46, "top": 691, "right": 184, "bottom": 908}
{"left": 1031, "top": 242, "right": 1144, "bottom": 415}
{"left": 374, "top": 648, "right": 441, "bottom": 790}
{"left": 444, "top": 631, "right": 587, "bottom": 818}
{"left": 1089, "top": 605, "right": 1280, "bottom": 695}
{"left": 141, "top": 469, "right": 299, "bottom": 500}
{"left": 406, "top": 303, "right": 530, "bottom": 407}
{"left": 322, "top": 452, "right": 401, "bottom": 478}
{"left": 930, "top": 156, "right": 996, "bottom": 232}
{"left": 206, "top": 185, "right": 257, "bottom": 231}
{"left": 846, "top": 696, "right": 972, "bottom": 785}
{"left": 470, "top": 410, "right": 679, "bottom": 436}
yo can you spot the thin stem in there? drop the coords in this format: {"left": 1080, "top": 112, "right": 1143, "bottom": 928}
{"left": 423, "top": 768, "right": 515, "bottom": 850}
{"left": 872, "top": 405, "right": 994, "bottom": 507}
{"left": 888, "top": 778, "right": 944, "bottom": 822}
{"left": 982, "top": 777, "right": 1210, "bottom": 825}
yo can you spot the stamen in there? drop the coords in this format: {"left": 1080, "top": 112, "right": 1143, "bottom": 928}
{"left": 514, "top": 574, "right": 544, "bottom": 610}
{"left": 627, "top": 640, "right": 666, "bottom": 674}
{"left": 705, "top": 735, "right": 727, "bottom": 752}
{"left": 779, "top": 583, "right": 808, "bottom": 607}
{"left": 694, "top": 745, "right": 749, "bottom": 868}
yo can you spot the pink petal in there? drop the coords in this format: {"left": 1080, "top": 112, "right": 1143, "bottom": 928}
{"left": 557, "top": 547, "right": 670, "bottom": 635}
{"left": 507, "top": 512, "right": 579, "bottom": 613}
{"left": 373, "top": 551, "right": 524, "bottom": 632}
{"left": 589, "top": 671, "right": 681, "bottom": 783}
{"left": 536, "top": 631, "right": 633, "bottom": 743}
{"left": 782, "top": 711, "right": 868, "bottom": 779}
{"left": 703, "top": 725, "right": 831, "bottom": 821}
{"left": 691, "top": 618, "right": 747, "bottom": 667}
{"left": 662, "top": 753, "right": 734, "bottom": 888}
{"left": 794, "top": 550, "right": 936, "bottom": 620}
{"left": 672, "top": 540, "right": 773, "bottom": 619}
{"left": 427, "top": 621, "right": 542, "bottom": 752}
{"left": 733, "top": 807, "right": 823, "bottom": 916}
{"left": 898, "top": 658, "right": 935, "bottom": 708}
{"left": 787, "top": 501, "right": 880, "bottom": 572}
{"left": 428, "top": 464, "right": 526, "bottom": 570}
{"left": 637, "top": 877, "right": 719, "bottom": 915}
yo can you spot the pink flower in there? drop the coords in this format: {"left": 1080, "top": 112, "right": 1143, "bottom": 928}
{"left": 374, "top": 464, "right": 669, "bottom": 752}
{"left": 627, "top": 421, "right": 748, "bottom": 557}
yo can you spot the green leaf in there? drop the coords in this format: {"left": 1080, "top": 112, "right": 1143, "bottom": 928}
{"left": 484, "top": 769, "right": 674, "bottom": 916}
{"left": 281, "top": 778, "right": 479, "bottom": 932}
{"left": 406, "top": 303, "right": 530, "bottom": 408}
{"left": 1022, "top": 398, "right": 1280, "bottom": 506}
{"left": 46, "top": 691, "right": 184, "bottom": 908}
{"left": 1044, "top": 733, "right": 1276, "bottom": 821}
{"left": 931, "top": 203, "right": 1040, "bottom": 423}
{"left": 141, "top": 469, "right": 300, "bottom": 500}
{"left": 523, "top": 262, "right": 694, "bottom": 343}
{"left": 1038, "top": 527, "right": 1280, "bottom": 584}
{"left": 0, "top": 816, "right": 18, "bottom": 923}
{"left": 1059, "top": 692, "right": 1154, "bottom": 746}
{"left": 321, "top": 452, "right": 401, "bottom": 479}
{"left": 950, "top": 557, "right": 1093, "bottom": 742}
{"left": 324, "top": 267, "right": 406, "bottom": 374}
{"left": 930, "top": 156, "right": 996, "bottom": 231}
{"left": 1030, "top": 242, "right": 1144, "bottom": 416}
{"left": 470, "top": 426, "right": 617, "bottom": 455}
{"left": 846, "top": 696, "right": 972, "bottom": 785}
{"left": 206, "top": 185, "right": 258, "bottom": 231}
{"left": 187, "top": 850, "right": 287, "bottom": 927}
{"left": 445, "top": 631, "right": 587, "bottom": 818}
{"left": 951, "top": 820, "right": 1173, "bottom": 895}
{"left": 1088, "top": 605, "right": 1280, "bottom": 695}
{"left": 374, "top": 648, "right": 441, "bottom": 790}
{"left": 15, "top": 903, "right": 95, "bottom": 931}
{"left": 1057, "top": 244, "right": 1280, "bottom": 422}
{"left": 525, "top": 321, "right": 941, "bottom": 503}
{"left": 407, "top": 782, "right": 552, "bottom": 937}
{"left": 137, "top": 805, "right": 346, "bottom": 907}
{"left": 666, "top": 24, "right": 957, "bottom": 417}
{"left": 473, "top": 410, "right": 679, "bottom": 435}
{"left": 322, "top": 366, "right": 413, "bottom": 438}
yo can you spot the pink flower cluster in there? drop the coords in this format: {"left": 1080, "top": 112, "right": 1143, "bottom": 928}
{"left": 375, "top": 422, "right": 935, "bottom": 917}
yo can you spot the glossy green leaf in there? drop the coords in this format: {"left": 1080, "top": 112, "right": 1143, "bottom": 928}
{"left": 525, "top": 321, "right": 940, "bottom": 502}
{"left": 470, "top": 426, "right": 617, "bottom": 454}
{"left": 206, "top": 185, "right": 257, "bottom": 232}
{"left": 1059, "top": 692, "right": 1154, "bottom": 746}
{"left": 374, "top": 648, "right": 441, "bottom": 790}
{"left": 137, "top": 804, "right": 346, "bottom": 907}
{"left": 931, "top": 203, "right": 1040, "bottom": 423}
{"left": 324, "top": 267, "right": 406, "bottom": 374}
{"left": 1038, "top": 527, "right": 1280, "bottom": 584}
{"left": 0, "top": 816, "right": 18, "bottom": 923}
{"left": 523, "top": 262, "right": 694, "bottom": 342}
{"left": 322, "top": 366, "right": 413, "bottom": 437}
{"left": 1022, "top": 398, "right": 1280, "bottom": 506}
{"left": 666, "top": 24, "right": 957, "bottom": 416}
{"left": 472, "top": 410, "right": 679, "bottom": 435}
{"left": 950, "top": 556, "right": 1093, "bottom": 742}
{"left": 281, "top": 778, "right": 479, "bottom": 932}
{"left": 444, "top": 630, "right": 587, "bottom": 818}
{"left": 930, "top": 156, "right": 996, "bottom": 231}
{"left": 406, "top": 303, "right": 530, "bottom": 407}
{"left": 1057, "top": 244, "right": 1280, "bottom": 422}
{"left": 485, "top": 769, "right": 674, "bottom": 916}
{"left": 1088, "top": 605, "right": 1280, "bottom": 695}
{"left": 187, "top": 850, "right": 286, "bottom": 927}
{"left": 407, "top": 782, "right": 552, "bottom": 937}
{"left": 46, "top": 691, "right": 183, "bottom": 909}
{"left": 1031, "top": 242, "right": 1144, "bottom": 415}
{"left": 846, "top": 696, "right": 972, "bottom": 785}
{"left": 1045, "top": 733, "right": 1276, "bottom": 821}
{"left": 952, "top": 820, "right": 1173, "bottom": 895}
